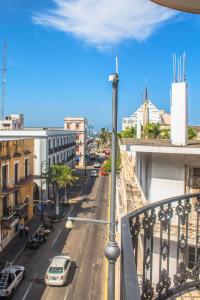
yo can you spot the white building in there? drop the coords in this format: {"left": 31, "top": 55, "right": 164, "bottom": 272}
{"left": 64, "top": 117, "right": 87, "bottom": 166}
{"left": 0, "top": 128, "right": 76, "bottom": 199}
{"left": 122, "top": 91, "right": 170, "bottom": 130}
{"left": 0, "top": 114, "right": 24, "bottom": 130}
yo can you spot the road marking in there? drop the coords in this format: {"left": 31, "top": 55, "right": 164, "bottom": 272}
{"left": 63, "top": 286, "right": 70, "bottom": 300}
{"left": 22, "top": 272, "right": 37, "bottom": 300}
{"left": 51, "top": 228, "right": 62, "bottom": 247}
{"left": 67, "top": 206, "right": 74, "bottom": 217}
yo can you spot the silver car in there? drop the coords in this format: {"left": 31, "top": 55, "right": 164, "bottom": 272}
{"left": 45, "top": 255, "right": 71, "bottom": 286}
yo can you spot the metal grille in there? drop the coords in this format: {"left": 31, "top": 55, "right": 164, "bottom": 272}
{"left": 121, "top": 193, "right": 200, "bottom": 300}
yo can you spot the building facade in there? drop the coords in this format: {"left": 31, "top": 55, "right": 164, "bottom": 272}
{"left": 0, "top": 129, "right": 76, "bottom": 200}
{"left": 122, "top": 101, "right": 170, "bottom": 130}
{"left": 0, "top": 114, "right": 24, "bottom": 130}
{"left": 64, "top": 117, "right": 87, "bottom": 166}
{"left": 0, "top": 138, "right": 34, "bottom": 251}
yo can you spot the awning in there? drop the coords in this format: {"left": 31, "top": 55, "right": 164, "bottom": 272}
{"left": 151, "top": 0, "right": 200, "bottom": 14}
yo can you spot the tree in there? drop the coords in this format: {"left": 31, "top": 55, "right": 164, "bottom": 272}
{"left": 102, "top": 155, "right": 121, "bottom": 174}
{"left": 159, "top": 128, "right": 170, "bottom": 139}
{"left": 47, "top": 164, "right": 78, "bottom": 215}
{"left": 188, "top": 127, "right": 197, "bottom": 140}
{"left": 99, "top": 127, "right": 111, "bottom": 146}
{"left": 118, "top": 127, "right": 136, "bottom": 138}
{"left": 143, "top": 123, "right": 161, "bottom": 139}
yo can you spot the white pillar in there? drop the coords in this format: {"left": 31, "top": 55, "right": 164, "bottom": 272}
{"left": 171, "top": 82, "right": 188, "bottom": 146}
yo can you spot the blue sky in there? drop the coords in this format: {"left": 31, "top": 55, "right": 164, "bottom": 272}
{"left": 0, "top": 0, "right": 200, "bottom": 130}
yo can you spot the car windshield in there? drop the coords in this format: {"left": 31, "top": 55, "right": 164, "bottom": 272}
{"left": 49, "top": 267, "right": 63, "bottom": 274}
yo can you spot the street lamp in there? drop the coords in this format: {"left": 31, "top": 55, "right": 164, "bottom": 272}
{"left": 150, "top": 0, "right": 200, "bottom": 13}
{"left": 104, "top": 57, "right": 120, "bottom": 300}
{"left": 40, "top": 160, "right": 48, "bottom": 222}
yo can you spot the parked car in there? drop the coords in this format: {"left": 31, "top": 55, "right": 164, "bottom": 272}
{"left": 99, "top": 168, "right": 108, "bottom": 176}
{"left": 45, "top": 255, "right": 72, "bottom": 286}
{"left": 0, "top": 265, "right": 25, "bottom": 298}
{"left": 91, "top": 170, "right": 98, "bottom": 177}
{"left": 93, "top": 162, "right": 100, "bottom": 168}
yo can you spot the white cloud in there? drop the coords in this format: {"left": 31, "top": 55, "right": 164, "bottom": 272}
{"left": 32, "top": 0, "right": 176, "bottom": 48}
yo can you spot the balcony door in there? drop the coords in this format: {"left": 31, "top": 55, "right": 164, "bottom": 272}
{"left": 2, "top": 165, "right": 8, "bottom": 189}
{"left": 185, "top": 166, "right": 200, "bottom": 193}
{"left": 14, "top": 163, "right": 19, "bottom": 184}
{"left": 2, "top": 196, "right": 8, "bottom": 215}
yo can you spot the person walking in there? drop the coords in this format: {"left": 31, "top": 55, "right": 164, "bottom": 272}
{"left": 24, "top": 224, "right": 29, "bottom": 239}
{"left": 19, "top": 223, "right": 24, "bottom": 237}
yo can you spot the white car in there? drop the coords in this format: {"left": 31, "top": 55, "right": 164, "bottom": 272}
{"left": 45, "top": 255, "right": 71, "bottom": 286}
{"left": 0, "top": 265, "right": 25, "bottom": 298}
{"left": 94, "top": 162, "right": 100, "bottom": 168}
{"left": 91, "top": 170, "right": 98, "bottom": 177}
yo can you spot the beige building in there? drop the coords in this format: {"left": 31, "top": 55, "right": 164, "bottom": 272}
{"left": 0, "top": 138, "right": 34, "bottom": 251}
{"left": 0, "top": 114, "right": 24, "bottom": 130}
{"left": 64, "top": 117, "right": 87, "bottom": 166}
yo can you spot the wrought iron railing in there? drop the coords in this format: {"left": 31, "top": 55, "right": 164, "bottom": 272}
{"left": 121, "top": 193, "right": 200, "bottom": 300}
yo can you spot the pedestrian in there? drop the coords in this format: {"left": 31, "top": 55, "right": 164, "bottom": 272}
{"left": 24, "top": 224, "right": 29, "bottom": 239}
{"left": 19, "top": 223, "right": 24, "bottom": 237}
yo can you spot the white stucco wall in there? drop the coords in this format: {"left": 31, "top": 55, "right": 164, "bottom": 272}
{"left": 171, "top": 82, "right": 188, "bottom": 146}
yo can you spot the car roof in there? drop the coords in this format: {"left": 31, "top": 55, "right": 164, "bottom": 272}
{"left": 50, "top": 256, "right": 70, "bottom": 267}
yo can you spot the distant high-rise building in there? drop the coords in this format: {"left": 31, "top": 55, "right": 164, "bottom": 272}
{"left": 122, "top": 93, "right": 170, "bottom": 130}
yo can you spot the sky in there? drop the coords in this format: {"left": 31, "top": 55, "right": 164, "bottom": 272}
{"left": 0, "top": 0, "right": 200, "bottom": 130}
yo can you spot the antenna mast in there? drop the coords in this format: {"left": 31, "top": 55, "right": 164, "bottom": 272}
{"left": 1, "top": 41, "right": 7, "bottom": 120}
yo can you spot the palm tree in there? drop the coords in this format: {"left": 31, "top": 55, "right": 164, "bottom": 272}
{"left": 144, "top": 123, "right": 161, "bottom": 139}
{"left": 188, "top": 127, "right": 197, "bottom": 140}
{"left": 48, "top": 164, "right": 78, "bottom": 215}
{"left": 118, "top": 127, "right": 136, "bottom": 138}
{"left": 159, "top": 128, "right": 170, "bottom": 139}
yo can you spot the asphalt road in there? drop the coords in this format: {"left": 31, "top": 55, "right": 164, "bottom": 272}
{"left": 12, "top": 170, "right": 109, "bottom": 300}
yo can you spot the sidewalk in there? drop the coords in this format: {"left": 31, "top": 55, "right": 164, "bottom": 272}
{"left": 0, "top": 169, "right": 89, "bottom": 270}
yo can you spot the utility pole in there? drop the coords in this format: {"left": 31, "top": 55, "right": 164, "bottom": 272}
{"left": 1, "top": 41, "right": 7, "bottom": 120}
{"left": 104, "top": 57, "right": 120, "bottom": 300}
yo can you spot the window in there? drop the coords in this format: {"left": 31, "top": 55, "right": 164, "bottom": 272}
{"left": 25, "top": 159, "right": 29, "bottom": 178}
{"left": 14, "top": 191, "right": 18, "bottom": 206}
{"left": 48, "top": 139, "right": 51, "bottom": 150}
{"left": 2, "top": 165, "right": 8, "bottom": 189}
{"left": 76, "top": 134, "right": 79, "bottom": 141}
{"left": 14, "top": 163, "right": 19, "bottom": 184}
{"left": 76, "top": 123, "right": 80, "bottom": 130}
{"left": 53, "top": 156, "right": 55, "bottom": 164}
{"left": 2, "top": 196, "right": 8, "bottom": 215}
{"left": 67, "top": 124, "right": 70, "bottom": 129}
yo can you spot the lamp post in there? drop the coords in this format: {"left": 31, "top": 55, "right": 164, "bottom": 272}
{"left": 150, "top": 0, "right": 200, "bottom": 13}
{"left": 40, "top": 160, "right": 48, "bottom": 222}
{"left": 104, "top": 58, "right": 120, "bottom": 300}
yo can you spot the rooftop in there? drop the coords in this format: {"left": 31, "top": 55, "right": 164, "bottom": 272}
{"left": 120, "top": 138, "right": 200, "bottom": 155}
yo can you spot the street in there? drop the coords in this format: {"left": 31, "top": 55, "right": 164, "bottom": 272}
{"left": 11, "top": 169, "right": 109, "bottom": 300}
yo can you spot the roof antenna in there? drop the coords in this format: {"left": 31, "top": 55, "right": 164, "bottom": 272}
{"left": 183, "top": 51, "right": 186, "bottom": 82}
{"left": 116, "top": 56, "right": 118, "bottom": 75}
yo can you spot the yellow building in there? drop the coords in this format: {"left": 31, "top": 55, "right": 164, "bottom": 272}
{"left": 0, "top": 138, "right": 34, "bottom": 251}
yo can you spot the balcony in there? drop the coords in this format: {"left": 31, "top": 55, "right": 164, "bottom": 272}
{"left": 121, "top": 193, "right": 200, "bottom": 299}
{"left": 14, "top": 175, "right": 33, "bottom": 188}
{"left": 2, "top": 206, "right": 16, "bottom": 221}
{"left": 14, "top": 202, "right": 28, "bottom": 217}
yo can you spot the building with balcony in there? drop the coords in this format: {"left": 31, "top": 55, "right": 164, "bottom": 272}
{"left": 64, "top": 117, "right": 87, "bottom": 166}
{"left": 0, "top": 114, "right": 24, "bottom": 130}
{"left": 0, "top": 129, "right": 76, "bottom": 200}
{"left": 0, "top": 138, "right": 34, "bottom": 251}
